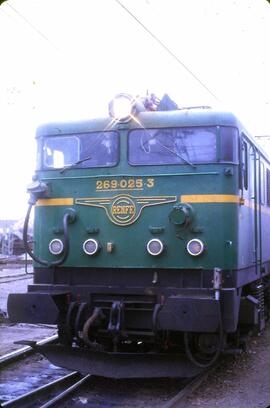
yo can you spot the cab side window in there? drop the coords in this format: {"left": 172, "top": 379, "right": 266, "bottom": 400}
{"left": 242, "top": 141, "right": 248, "bottom": 190}
{"left": 260, "top": 161, "right": 265, "bottom": 205}
{"left": 249, "top": 146, "right": 254, "bottom": 198}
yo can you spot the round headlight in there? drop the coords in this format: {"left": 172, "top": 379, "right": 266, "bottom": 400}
{"left": 186, "top": 239, "right": 204, "bottom": 256}
{"left": 109, "top": 93, "right": 135, "bottom": 122}
{"left": 49, "top": 239, "right": 64, "bottom": 255}
{"left": 147, "top": 239, "right": 164, "bottom": 256}
{"left": 83, "top": 239, "right": 100, "bottom": 256}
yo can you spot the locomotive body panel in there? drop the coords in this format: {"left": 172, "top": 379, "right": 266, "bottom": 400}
{"left": 34, "top": 168, "right": 238, "bottom": 270}
{"left": 8, "top": 97, "right": 270, "bottom": 377}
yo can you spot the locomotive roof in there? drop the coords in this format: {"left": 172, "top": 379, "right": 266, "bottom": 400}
{"left": 36, "top": 108, "right": 243, "bottom": 138}
{"left": 36, "top": 108, "right": 270, "bottom": 164}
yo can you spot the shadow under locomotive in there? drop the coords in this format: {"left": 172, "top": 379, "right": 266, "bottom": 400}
{"left": 9, "top": 264, "right": 260, "bottom": 378}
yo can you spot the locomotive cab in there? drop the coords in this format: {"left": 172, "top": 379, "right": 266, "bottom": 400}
{"left": 8, "top": 94, "right": 270, "bottom": 378}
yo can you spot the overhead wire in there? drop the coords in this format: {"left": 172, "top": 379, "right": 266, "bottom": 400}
{"left": 1, "top": 0, "right": 220, "bottom": 104}
{"left": 6, "top": 3, "right": 59, "bottom": 51}
{"left": 115, "top": 0, "right": 220, "bottom": 102}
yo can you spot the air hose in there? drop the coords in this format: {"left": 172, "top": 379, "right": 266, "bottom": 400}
{"left": 23, "top": 203, "right": 71, "bottom": 267}
{"left": 184, "top": 302, "right": 224, "bottom": 368}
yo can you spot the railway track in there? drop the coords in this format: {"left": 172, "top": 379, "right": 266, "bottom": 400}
{"left": 1, "top": 371, "right": 210, "bottom": 408}
{"left": 0, "top": 276, "right": 33, "bottom": 285}
{"left": 0, "top": 271, "right": 33, "bottom": 285}
{"left": 161, "top": 368, "right": 213, "bottom": 408}
{"left": 0, "top": 335, "right": 58, "bottom": 366}
{"left": 0, "top": 335, "right": 75, "bottom": 407}
{"left": 0, "top": 336, "right": 215, "bottom": 407}
{"left": 0, "top": 372, "right": 90, "bottom": 408}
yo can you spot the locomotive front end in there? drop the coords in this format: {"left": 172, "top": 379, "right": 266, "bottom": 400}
{"left": 8, "top": 95, "right": 242, "bottom": 377}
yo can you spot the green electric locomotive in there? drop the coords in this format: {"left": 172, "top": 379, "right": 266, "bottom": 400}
{"left": 8, "top": 94, "right": 270, "bottom": 378}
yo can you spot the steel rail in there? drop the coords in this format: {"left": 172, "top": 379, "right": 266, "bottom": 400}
{"left": 0, "top": 334, "right": 58, "bottom": 367}
{"left": 0, "top": 371, "right": 79, "bottom": 408}
{"left": 0, "top": 276, "right": 33, "bottom": 284}
{"left": 161, "top": 368, "right": 214, "bottom": 408}
{"left": 39, "top": 374, "right": 91, "bottom": 408}
{"left": 0, "top": 272, "right": 33, "bottom": 279}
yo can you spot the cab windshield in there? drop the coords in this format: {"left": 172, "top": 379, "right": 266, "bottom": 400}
{"left": 42, "top": 131, "right": 119, "bottom": 169}
{"left": 128, "top": 126, "right": 238, "bottom": 165}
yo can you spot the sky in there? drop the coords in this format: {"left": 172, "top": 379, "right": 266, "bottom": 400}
{"left": 0, "top": 0, "right": 269, "bottom": 219}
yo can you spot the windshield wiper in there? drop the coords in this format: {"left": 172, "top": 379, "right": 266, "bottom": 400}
{"left": 140, "top": 131, "right": 196, "bottom": 168}
{"left": 59, "top": 155, "right": 92, "bottom": 173}
{"left": 156, "top": 141, "right": 196, "bottom": 168}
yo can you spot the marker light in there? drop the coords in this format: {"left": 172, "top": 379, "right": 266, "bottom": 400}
{"left": 49, "top": 239, "right": 64, "bottom": 255}
{"left": 83, "top": 239, "right": 100, "bottom": 256}
{"left": 109, "top": 93, "right": 135, "bottom": 122}
{"left": 147, "top": 239, "right": 164, "bottom": 256}
{"left": 186, "top": 239, "right": 204, "bottom": 256}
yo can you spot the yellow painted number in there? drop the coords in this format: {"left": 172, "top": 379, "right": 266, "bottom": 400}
{"left": 146, "top": 178, "right": 155, "bottom": 188}
{"left": 96, "top": 178, "right": 155, "bottom": 190}
{"left": 96, "top": 180, "right": 103, "bottom": 190}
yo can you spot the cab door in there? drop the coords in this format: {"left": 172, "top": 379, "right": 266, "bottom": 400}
{"left": 249, "top": 143, "right": 262, "bottom": 276}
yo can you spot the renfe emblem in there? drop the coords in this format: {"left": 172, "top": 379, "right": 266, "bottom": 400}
{"left": 75, "top": 194, "right": 176, "bottom": 226}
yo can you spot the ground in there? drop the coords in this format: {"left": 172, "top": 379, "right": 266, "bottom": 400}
{"left": 186, "top": 330, "right": 270, "bottom": 408}
{"left": 0, "top": 265, "right": 56, "bottom": 356}
{"left": 1, "top": 267, "right": 270, "bottom": 407}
